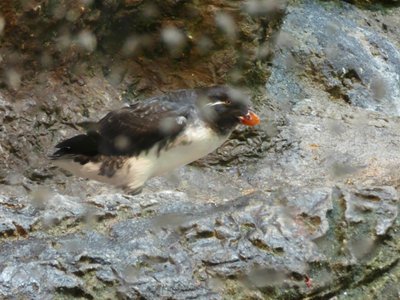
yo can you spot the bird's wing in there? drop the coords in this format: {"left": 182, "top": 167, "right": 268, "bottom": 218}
{"left": 95, "top": 99, "right": 192, "bottom": 156}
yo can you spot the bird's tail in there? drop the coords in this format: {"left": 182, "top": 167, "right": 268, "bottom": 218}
{"left": 49, "top": 133, "right": 100, "bottom": 160}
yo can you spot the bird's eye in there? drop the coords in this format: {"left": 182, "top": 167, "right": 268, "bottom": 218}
{"left": 224, "top": 99, "right": 231, "bottom": 105}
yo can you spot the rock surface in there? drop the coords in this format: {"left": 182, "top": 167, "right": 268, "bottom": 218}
{"left": 1, "top": 0, "right": 400, "bottom": 299}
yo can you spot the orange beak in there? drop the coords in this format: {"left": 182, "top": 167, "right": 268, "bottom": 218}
{"left": 239, "top": 111, "right": 260, "bottom": 126}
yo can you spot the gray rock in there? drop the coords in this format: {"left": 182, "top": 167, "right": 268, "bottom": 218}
{"left": 267, "top": 0, "right": 400, "bottom": 115}
{"left": 343, "top": 186, "right": 398, "bottom": 235}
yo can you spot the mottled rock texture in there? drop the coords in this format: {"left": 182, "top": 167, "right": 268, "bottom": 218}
{"left": 0, "top": 0, "right": 400, "bottom": 299}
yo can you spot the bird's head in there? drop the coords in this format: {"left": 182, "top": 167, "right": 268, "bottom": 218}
{"left": 197, "top": 86, "right": 260, "bottom": 134}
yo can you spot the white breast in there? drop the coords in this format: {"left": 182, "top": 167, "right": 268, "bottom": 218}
{"left": 151, "top": 124, "right": 229, "bottom": 176}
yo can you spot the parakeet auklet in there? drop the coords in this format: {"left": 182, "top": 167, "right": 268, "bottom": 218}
{"left": 50, "top": 86, "right": 260, "bottom": 194}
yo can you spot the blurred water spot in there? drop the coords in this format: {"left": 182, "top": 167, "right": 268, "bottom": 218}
{"left": 66, "top": 9, "right": 82, "bottom": 22}
{"left": 162, "top": 171, "right": 181, "bottom": 186}
{"left": 114, "top": 135, "right": 131, "bottom": 151}
{"left": 256, "top": 43, "right": 272, "bottom": 60}
{"left": 159, "top": 117, "right": 180, "bottom": 135}
{"left": 276, "top": 31, "right": 295, "bottom": 50}
{"left": 350, "top": 237, "right": 376, "bottom": 259}
{"left": 325, "top": 43, "right": 340, "bottom": 61}
{"left": 197, "top": 36, "right": 213, "bottom": 54}
{"left": 107, "top": 65, "right": 126, "bottom": 86}
{"left": 42, "top": 215, "right": 57, "bottom": 228}
{"left": 228, "top": 69, "right": 244, "bottom": 83}
{"left": 271, "top": 187, "right": 289, "bottom": 206}
{"left": 30, "top": 187, "right": 52, "bottom": 209}
{"left": 57, "top": 33, "right": 72, "bottom": 50}
{"left": 320, "top": 267, "right": 335, "bottom": 284}
{"left": 330, "top": 161, "right": 362, "bottom": 178}
{"left": 243, "top": 0, "right": 284, "bottom": 17}
{"left": 228, "top": 87, "right": 251, "bottom": 106}
{"left": 0, "top": 16, "right": 5, "bottom": 35}
{"left": 3, "top": 172, "right": 24, "bottom": 186}
{"left": 246, "top": 267, "right": 287, "bottom": 287}
{"left": 83, "top": 207, "right": 98, "bottom": 229}
{"left": 121, "top": 265, "right": 140, "bottom": 283}
{"left": 64, "top": 238, "right": 83, "bottom": 253}
{"left": 208, "top": 276, "right": 224, "bottom": 292}
{"left": 264, "top": 122, "right": 278, "bottom": 137}
{"left": 161, "top": 26, "right": 186, "bottom": 56}
{"left": 40, "top": 51, "right": 53, "bottom": 68}
{"left": 77, "top": 30, "right": 97, "bottom": 52}
{"left": 370, "top": 75, "right": 387, "bottom": 100}
{"left": 52, "top": 3, "right": 67, "bottom": 20}
{"left": 151, "top": 212, "right": 190, "bottom": 229}
{"left": 72, "top": 62, "right": 88, "bottom": 77}
{"left": 326, "top": 21, "right": 340, "bottom": 36}
{"left": 215, "top": 12, "right": 237, "bottom": 41}
{"left": 80, "top": 0, "right": 94, "bottom": 5}
{"left": 5, "top": 69, "right": 21, "bottom": 90}
{"left": 284, "top": 53, "right": 302, "bottom": 72}
{"left": 199, "top": 96, "right": 218, "bottom": 121}
{"left": 326, "top": 119, "right": 346, "bottom": 136}
{"left": 122, "top": 36, "right": 140, "bottom": 56}
{"left": 141, "top": 3, "right": 159, "bottom": 18}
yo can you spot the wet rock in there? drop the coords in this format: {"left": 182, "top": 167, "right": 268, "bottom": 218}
{"left": 0, "top": 247, "right": 87, "bottom": 299}
{"left": 343, "top": 186, "right": 398, "bottom": 235}
{"left": 0, "top": 195, "right": 36, "bottom": 236}
{"left": 0, "top": 167, "right": 399, "bottom": 299}
{"left": 267, "top": 1, "right": 400, "bottom": 116}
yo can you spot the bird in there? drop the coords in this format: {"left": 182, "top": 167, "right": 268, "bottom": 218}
{"left": 50, "top": 86, "right": 260, "bottom": 194}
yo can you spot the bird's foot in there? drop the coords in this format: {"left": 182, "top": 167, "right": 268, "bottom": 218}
{"left": 124, "top": 186, "right": 143, "bottom": 196}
